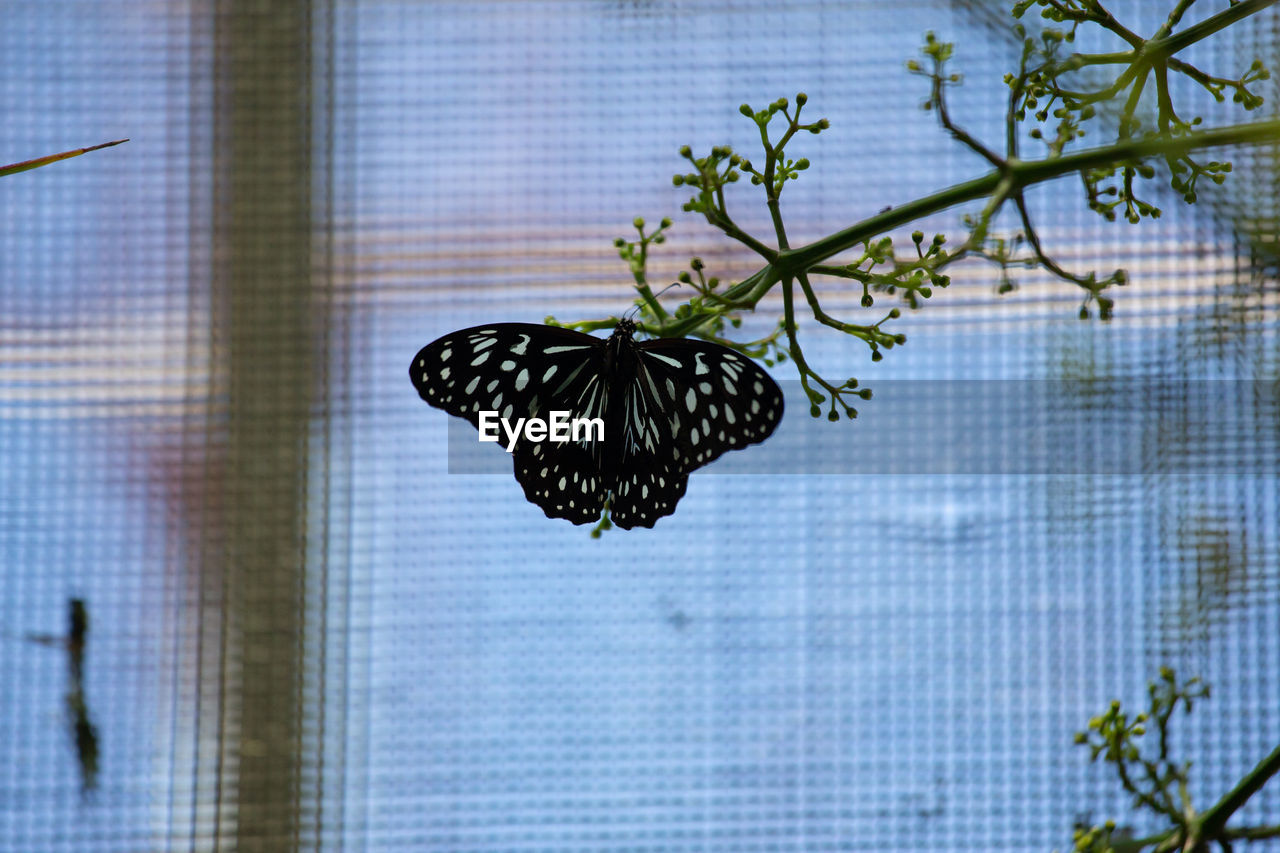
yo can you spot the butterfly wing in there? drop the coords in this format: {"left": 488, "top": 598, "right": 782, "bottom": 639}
{"left": 511, "top": 438, "right": 608, "bottom": 526}
{"left": 410, "top": 323, "right": 605, "bottom": 427}
{"left": 632, "top": 338, "right": 785, "bottom": 471}
{"left": 606, "top": 466, "right": 690, "bottom": 530}
{"left": 411, "top": 323, "right": 612, "bottom": 524}
{"left": 605, "top": 338, "right": 784, "bottom": 529}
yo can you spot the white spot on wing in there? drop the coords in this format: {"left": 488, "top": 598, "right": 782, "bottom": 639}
{"left": 647, "top": 352, "right": 682, "bottom": 369}
{"left": 641, "top": 366, "right": 662, "bottom": 408}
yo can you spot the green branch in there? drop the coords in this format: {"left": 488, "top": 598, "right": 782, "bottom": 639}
{"left": 1198, "top": 742, "right": 1280, "bottom": 840}
{"left": 1143, "top": 0, "right": 1278, "bottom": 60}
{"left": 782, "top": 117, "right": 1280, "bottom": 273}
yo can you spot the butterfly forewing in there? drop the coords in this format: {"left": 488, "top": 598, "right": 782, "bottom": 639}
{"left": 410, "top": 319, "right": 784, "bottom": 528}
{"left": 632, "top": 338, "right": 785, "bottom": 473}
{"left": 411, "top": 323, "right": 603, "bottom": 428}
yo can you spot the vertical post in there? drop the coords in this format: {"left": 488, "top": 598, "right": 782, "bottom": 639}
{"left": 212, "top": 2, "right": 313, "bottom": 849}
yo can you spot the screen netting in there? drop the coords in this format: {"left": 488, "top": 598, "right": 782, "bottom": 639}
{"left": 0, "top": 2, "right": 1276, "bottom": 851}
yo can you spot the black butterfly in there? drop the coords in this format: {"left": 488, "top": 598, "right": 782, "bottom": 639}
{"left": 410, "top": 319, "right": 784, "bottom": 529}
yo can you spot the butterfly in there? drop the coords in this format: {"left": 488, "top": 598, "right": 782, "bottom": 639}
{"left": 410, "top": 318, "right": 784, "bottom": 529}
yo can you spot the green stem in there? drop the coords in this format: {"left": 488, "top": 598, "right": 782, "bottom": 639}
{"left": 719, "top": 264, "right": 782, "bottom": 307}
{"left": 1142, "top": 0, "right": 1278, "bottom": 60}
{"left": 1198, "top": 743, "right": 1280, "bottom": 839}
{"left": 1225, "top": 824, "right": 1280, "bottom": 842}
{"left": 706, "top": 209, "right": 779, "bottom": 260}
{"left": 780, "top": 117, "right": 1280, "bottom": 273}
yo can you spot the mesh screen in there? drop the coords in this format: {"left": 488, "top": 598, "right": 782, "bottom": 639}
{"left": 0, "top": 1, "right": 1277, "bottom": 851}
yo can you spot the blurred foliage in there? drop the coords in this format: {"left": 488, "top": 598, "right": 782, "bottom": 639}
{"left": 1068, "top": 668, "right": 1280, "bottom": 852}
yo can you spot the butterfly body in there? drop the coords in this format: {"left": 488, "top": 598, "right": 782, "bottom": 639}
{"left": 597, "top": 322, "right": 645, "bottom": 484}
{"left": 411, "top": 319, "right": 783, "bottom": 529}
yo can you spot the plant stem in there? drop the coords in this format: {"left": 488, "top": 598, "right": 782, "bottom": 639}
{"left": 1142, "top": 0, "right": 1278, "bottom": 61}
{"left": 1198, "top": 743, "right": 1280, "bottom": 839}
{"left": 780, "top": 117, "right": 1280, "bottom": 273}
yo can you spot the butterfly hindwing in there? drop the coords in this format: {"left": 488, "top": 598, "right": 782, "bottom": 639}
{"left": 606, "top": 465, "right": 690, "bottom": 530}
{"left": 512, "top": 437, "right": 608, "bottom": 525}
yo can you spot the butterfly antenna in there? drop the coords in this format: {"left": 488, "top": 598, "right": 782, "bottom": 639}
{"left": 625, "top": 282, "right": 682, "bottom": 321}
